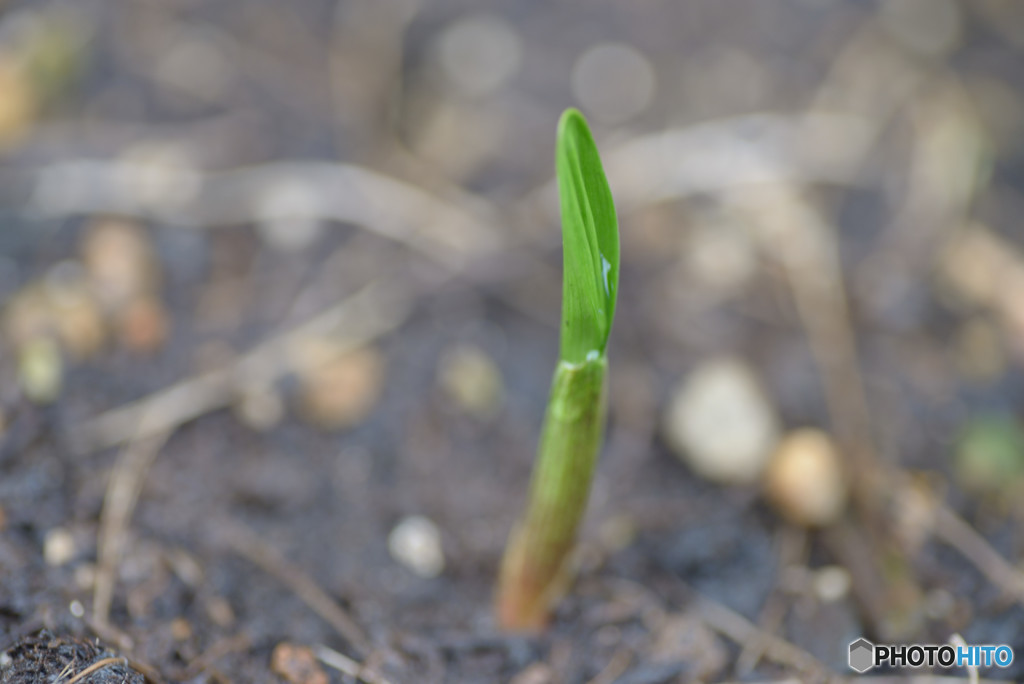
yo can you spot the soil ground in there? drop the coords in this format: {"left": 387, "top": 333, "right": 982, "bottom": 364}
{"left": 2, "top": 1, "right": 1024, "bottom": 682}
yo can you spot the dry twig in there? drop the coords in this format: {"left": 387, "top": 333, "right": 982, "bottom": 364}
{"left": 693, "top": 596, "right": 837, "bottom": 683}
{"left": 93, "top": 425, "right": 169, "bottom": 626}
{"left": 64, "top": 657, "right": 127, "bottom": 684}
{"left": 932, "top": 503, "right": 1024, "bottom": 605}
{"left": 315, "top": 644, "right": 394, "bottom": 684}
{"left": 584, "top": 648, "right": 632, "bottom": 684}
{"left": 72, "top": 279, "right": 411, "bottom": 454}
{"left": 219, "top": 521, "right": 372, "bottom": 657}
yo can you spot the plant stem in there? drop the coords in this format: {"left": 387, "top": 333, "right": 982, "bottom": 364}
{"left": 496, "top": 356, "right": 607, "bottom": 630}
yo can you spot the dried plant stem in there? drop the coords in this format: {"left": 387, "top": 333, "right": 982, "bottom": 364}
{"left": 496, "top": 358, "right": 606, "bottom": 630}
{"left": 65, "top": 657, "right": 128, "bottom": 684}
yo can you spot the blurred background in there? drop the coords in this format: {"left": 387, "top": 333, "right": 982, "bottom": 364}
{"left": 2, "top": 0, "right": 1024, "bottom": 682}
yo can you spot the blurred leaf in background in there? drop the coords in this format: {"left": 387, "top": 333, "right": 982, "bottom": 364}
{"left": 955, "top": 413, "right": 1024, "bottom": 500}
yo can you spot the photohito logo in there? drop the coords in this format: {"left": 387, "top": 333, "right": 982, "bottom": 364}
{"left": 848, "top": 639, "right": 1014, "bottom": 673}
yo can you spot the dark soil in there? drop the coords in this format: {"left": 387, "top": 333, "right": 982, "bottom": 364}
{"left": 3, "top": 1, "right": 1024, "bottom": 683}
{"left": 2, "top": 631, "right": 146, "bottom": 684}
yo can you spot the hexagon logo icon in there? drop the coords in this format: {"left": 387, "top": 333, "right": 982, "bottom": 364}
{"left": 849, "top": 638, "right": 874, "bottom": 673}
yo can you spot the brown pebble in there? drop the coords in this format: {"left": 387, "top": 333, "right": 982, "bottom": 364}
{"left": 170, "top": 617, "right": 192, "bottom": 642}
{"left": 81, "top": 218, "right": 158, "bottom": 310}
{"left": 764, "top": 429, "right": 847, "bottom": 527}
{"left": 299, "top": 345, "right": 385, "bottom": 430}
{"left": 205, "top": 595, "right": 236, "bottom": 627}
{"left": 270, "top": 642, "right": 328, "bottom": 684}
{"left": 509, "top": 663, "right": 554, "bottom": 684}
{"left": 117, "top": 296, "right": 169, "bottom": 353}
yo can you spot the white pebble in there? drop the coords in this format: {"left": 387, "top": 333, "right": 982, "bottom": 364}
{"left": 572, "top": 42, "right": 655, "bottom": 125}
{"left": 388, "top": 515, "right": 444, "bottom": 578}
{"left": 663, "top": 357, "right": 779, "bottom": 485}
{"left": 44, "top": 527, "right": 76, "bottom": 566}
{"left": 764, "top": 429, "right": 847, "bottom": 527}
{"left": 69, "top": 600, "right": 85, "bottom": 618}
{"left": 813, "top": 565, "right": 851, "bottom": 603}
{"left": 438, "top": 15, "right": 522, "bottom": 97}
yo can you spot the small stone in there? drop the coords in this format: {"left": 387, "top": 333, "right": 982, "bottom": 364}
{"left": 206, "top": 596, "right": 235, "bottom": 627}
{"left": 18, "top": 336, "right": 62, "bottom": 404}
{"left": 509, "top": 663, "right": 554, "bottom": 684}
{"left": 813, "top": 565, "right": 852, "bottom": 603}
{"left": 170, "top": 617, "right": 192, "bottom": 642}
{"left": 117, "top": 295, "right": 169, "bottom": 353}
{"left": 437, "top": 15, "right": 522, "bottom": 98}
{"left": 572, "top": 43, "right": 655, "bottom": 124}
{"left": 663, "top": 357, "right": 779, "bottom": 485}
{"left": 437, "top": 344, "right": 503, "bottom": 419}
{"left": 81, "top": 218, "right": 157, "bottom": 311}
{"left": 764, "top": 429, "right": 847, "bottom": 527}
{"left": 68, "top": 600, "right": 84, "bottom": 618}
{"left": 298, "top": 344, "right": 385, "bottom": 430}
{"left": 44, "top": 527, "right": 76, "bottom": 566}
{"left": 388, "top": 515, "right": 444, "bottom": 578}
{"left": 270, "top": 642, "right": 328, "bottom": 684}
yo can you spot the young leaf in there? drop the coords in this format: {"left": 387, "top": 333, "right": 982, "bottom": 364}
{"left": 555, "top": 108, "right": 619, "bottom": 365}
{"left": 496, "top": 108, "right": 620, "bottom": 631}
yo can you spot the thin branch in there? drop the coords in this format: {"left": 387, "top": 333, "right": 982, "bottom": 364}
{"left": 28, "top": 161, "right": 502, "bottom": 271}
{"left": 219, "top": 521, "right": 372, "bottom": 657}
{"left": 93, "top": 427, "right": 169, "bottom": 626}
{"left": 693, "top": 596, "right": 837, "bottom": 683}
{"left": 65, "top": 657, "right": 127, "bottom": 684}
{"left": 933, "top": 503, "right": 1024, "bottom": 605}
{"left": 315, "top": 644, "right": 394, "bottom": 684}
{"left": 71, "top": 278, "right": 411, "bottom": 455}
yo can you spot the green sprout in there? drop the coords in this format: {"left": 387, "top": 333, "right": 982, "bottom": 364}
{"left": 496, "top": 108, "right": 619, "bottom": 631}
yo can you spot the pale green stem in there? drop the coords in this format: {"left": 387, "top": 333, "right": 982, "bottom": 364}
{"left": 496, "top": 356, "right": 607, "bottom": 630}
